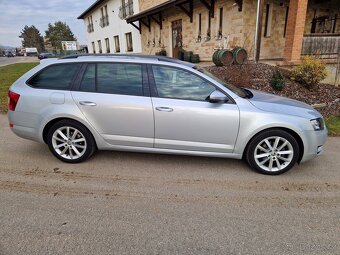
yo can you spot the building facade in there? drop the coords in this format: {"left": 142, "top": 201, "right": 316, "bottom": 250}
{"left": 126, "top": 0, "right": 339, "bottom": 62}
{"left": 78, "top": 0, "right": 142, "bottom": 54}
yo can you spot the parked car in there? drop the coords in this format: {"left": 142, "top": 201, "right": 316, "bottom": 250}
{"left": 7, "top": 55, "right": 327, "bottom": 175}
{"left": 38, "top": 53, "right": 56, "bottom": 60}
{"left": 6, "top": 52, "right": 14, "bottom": 57}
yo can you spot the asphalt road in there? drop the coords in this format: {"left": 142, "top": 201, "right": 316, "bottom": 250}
{"left": 0, "top": 56, "right": 39, "bottom": 67}
{"left": 0, "top": 114, "right": 339, "bottom": 255}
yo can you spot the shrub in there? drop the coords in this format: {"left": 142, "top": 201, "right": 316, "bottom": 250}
{"left": 271, "top": 69, "right": 285, "bottom": 91}
{"left": 291, "top": 56, "right": 327, "bottom": 89}
{"left": 155, "top": 48, "right": 167, "bottom": 56}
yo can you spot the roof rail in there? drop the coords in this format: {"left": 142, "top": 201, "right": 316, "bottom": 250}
{"left": 59, "top": 54, "right": 195, "bottom": 67}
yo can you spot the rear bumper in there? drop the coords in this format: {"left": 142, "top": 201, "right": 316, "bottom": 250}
{"left": 8, "top": 111, "right": 42, "bottom": 143}
{"left": 10, "top": 124, "right": 40, "bottom": 142}
{"left": 300, "top": 128, "right": 328, "bottom": 163}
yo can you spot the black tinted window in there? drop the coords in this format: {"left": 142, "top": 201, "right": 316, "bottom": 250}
{"left": 28, "top": 64, "right": 81, "bottom": 90}
{"left": 80, "top": 64, "right": 96, "bottom": 92}
{"left": 79, "top": 63, "right": 143, "bottom": 96}
{"left": 152, "top": 65, "right": 215, "bottom": 101}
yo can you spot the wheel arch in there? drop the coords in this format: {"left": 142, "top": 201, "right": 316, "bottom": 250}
{"left": 42, "top": 117, "right": 97, "bottom": 150}
{"left": 242, "top": 127, "right": 304, "bottom": 163}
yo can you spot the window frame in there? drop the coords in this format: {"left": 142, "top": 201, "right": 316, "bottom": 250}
{"left": 26, "top": 63, "right": 82, "bottom": 91}
{"left": 73, "top": 62, "right": 150, "bottom": 97}
{"left": 114, "top": 35, "right": 120, "bottom": 53}
{"left": 125, "top": 32, "right": 133, "bottom": 52}
{"left": 147, "top": 64, "right": 234, "bottom": 103}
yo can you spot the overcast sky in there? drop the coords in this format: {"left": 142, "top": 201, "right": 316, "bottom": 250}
{"left": 0, "top": 0, "right": 95, "bottom": 47}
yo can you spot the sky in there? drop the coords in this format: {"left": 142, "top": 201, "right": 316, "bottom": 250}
{"left": 0, "top": 0, "right": 95, "bottom": 47}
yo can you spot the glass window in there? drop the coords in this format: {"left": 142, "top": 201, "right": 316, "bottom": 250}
{"left": 114, "top": 35, "right": 120, "bottom": 53}
{"left": 125, "top": 32, "right": 133, "bottom": 52}
{"left": 105, "top": 38, "right": 110, "bottom": 53}
{"left": 80, "top": 64, "right": 96, "bottom": 92}
{"left": 80, "top": 63, "right": 143, "bottom": 96}
{"left": 152, "top": 65, "right": 215, "bottom": 101}
{"left": 28, "top": 64, "right": 81, "bottom": 90}
{"left": 98, "top": 40, "right": 102, "bottom": 53}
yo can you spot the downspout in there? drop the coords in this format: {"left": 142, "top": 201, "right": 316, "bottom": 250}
{"left": 254, "top": 0, "right": 264, "bottom": 63}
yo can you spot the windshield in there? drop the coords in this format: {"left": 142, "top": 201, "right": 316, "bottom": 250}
{"left": 194, "top": 67, "right": 248, "bottom": 98}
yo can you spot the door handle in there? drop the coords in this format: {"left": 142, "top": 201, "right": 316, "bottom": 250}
{"left": 79, "top": 101, "right": 97, "bottom": 106}
{"left": 155, "top": 107, "right": 173, "bottom": 112}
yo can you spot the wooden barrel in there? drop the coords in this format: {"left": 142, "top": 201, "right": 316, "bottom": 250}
{"left": 183, "top": 51, "right": 193, "bottom": 62}
{"left": 190, "top": 54, "right": 200, "bottom": 63}
{"left": 177, "top": 50, "right": 185, "bottom": 60}
{"left": 212, "top": 50, "right": 222, "bottom": 66}
{"left": 233, "top": 47, "right": 248, "bottom": 65}
{"left": 213, "top": 50, "right": 233, "bottom": 66}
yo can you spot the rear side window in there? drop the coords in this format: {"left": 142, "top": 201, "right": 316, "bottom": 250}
{"left": 79, "top": 63, "right": 143, "bottom": 96}
{"left": 28, "top": 64, "right": 81, "bottom": 90}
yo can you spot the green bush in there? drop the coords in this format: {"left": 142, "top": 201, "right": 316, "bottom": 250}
{"left": 291, "top": 56, "right": 327, "bottom": 89}
{"left": 271, "top": 69, "right": 285, "bottom": 91}
{"left": 155, "top": 48, "right": 167, "bottom": 56}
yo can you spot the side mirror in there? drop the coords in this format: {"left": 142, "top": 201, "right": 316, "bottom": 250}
{"left": 208, "top": 90, "right": 228, "bottom": 103}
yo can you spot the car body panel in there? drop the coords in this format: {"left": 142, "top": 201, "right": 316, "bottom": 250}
{"left": 7, "top": 55, "right": 328, "bottom": 168}
{"left": 152, "top": 97, "right": 239, "bottom": 152}
{"left": 71, "top": 91, "right": 154, "bottom": 147}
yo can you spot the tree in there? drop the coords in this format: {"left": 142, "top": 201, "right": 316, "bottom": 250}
{"left": 19, "top": 25, "right": 45, "bottom": 52}
{"left": 45, "top": 21, "right": 76, "bottom": 50}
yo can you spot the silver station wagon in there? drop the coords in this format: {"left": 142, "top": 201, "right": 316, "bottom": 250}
{"left": 8, "top": 55, "right": 327, "bottom": 175}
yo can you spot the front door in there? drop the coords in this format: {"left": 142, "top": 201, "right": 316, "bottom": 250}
{"left": 172, "top": 20, "right": 182, "bottom": 59}
{"left": 150, "top": 65, "right": 240, "bottom": 153}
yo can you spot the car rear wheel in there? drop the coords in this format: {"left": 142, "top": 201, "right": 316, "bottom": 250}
{"left": 246, "top": 129, "right": 299, "bottom": 175}
{"left": 47, "top": 120, "right": 96, "bottom": 163}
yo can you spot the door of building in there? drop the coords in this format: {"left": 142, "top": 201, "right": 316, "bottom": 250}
{"left": 171, "top": 20, "right": 182, "bottom": 58}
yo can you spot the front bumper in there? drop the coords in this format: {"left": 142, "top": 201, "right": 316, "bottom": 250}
{"left": 300, "top": 128, "right": 328, "bottom": 163}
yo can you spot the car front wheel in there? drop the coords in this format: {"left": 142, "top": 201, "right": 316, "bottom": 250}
{"left": 246, "top": 129, "right": 300, "bottom": 175}
{"left": 47, "top": 120, "right": 96, "bottom": 163}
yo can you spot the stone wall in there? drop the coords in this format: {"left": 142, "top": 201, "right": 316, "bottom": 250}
{"left": 139, "top": 0, "right": 339, "bottom": 61}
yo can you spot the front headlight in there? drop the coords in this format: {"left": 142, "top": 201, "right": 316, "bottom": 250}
{"left": 310, "top": 118, "right": 324, "bottom": 131}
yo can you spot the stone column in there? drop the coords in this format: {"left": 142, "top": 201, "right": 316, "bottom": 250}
{"left": 283, "top": 0, "right": 308, "bottom": 63}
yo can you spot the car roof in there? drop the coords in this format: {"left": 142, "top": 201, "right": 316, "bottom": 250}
{"left": 55, "top": 54, "right": 195, "bottom": 67}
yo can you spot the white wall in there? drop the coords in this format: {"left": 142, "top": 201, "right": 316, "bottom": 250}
{"left": 83, "top": 0, "right": 141, "bottom": 54}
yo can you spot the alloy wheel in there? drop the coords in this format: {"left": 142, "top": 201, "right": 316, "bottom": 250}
{"left": 51, "top": 126, "right": 87, "bottom": 160}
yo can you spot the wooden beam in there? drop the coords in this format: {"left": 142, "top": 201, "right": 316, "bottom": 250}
{"left": 150, "top": 12, "right": 163, "bottom": 29}
{"left": 210, "top": 0, "right": 214, "bottom": 18}
{"left": 130, "top": 21, "right": 141, "bottom": 34}
{"left": 234, "top": 0, "right": 242, "bottom": 12}
{"left": 140, "top": 17, "right": 151, "bottom": 32}
{"left": 199, "top": 0, "right": 214, "bottom": 18}
{"left": 176, "top": 0, "right": 193, "bottom": 22}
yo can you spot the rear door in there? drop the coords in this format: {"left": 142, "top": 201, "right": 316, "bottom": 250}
{"left": 71, "top": 62, "right": 154, "bottom": 148}
{"left": 149, "top": 64, "right": 239, "bottom": 153}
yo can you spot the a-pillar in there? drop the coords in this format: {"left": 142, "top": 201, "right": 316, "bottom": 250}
{"left": 283, "top": 0, "right": 308, "bottom": 63}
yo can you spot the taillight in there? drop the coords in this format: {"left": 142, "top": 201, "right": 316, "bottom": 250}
{"left": 8, "top": 91, "right": 20, "bottom": 111}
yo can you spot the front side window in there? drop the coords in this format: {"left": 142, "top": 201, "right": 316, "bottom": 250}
{"left": 28, "top": 64, "right": 81, "bottom": 90}
{"left": 80, "top": 63, "right": 143, "bottom": 96}
{"left": 152, "top": 65, "right": 215, "bottom": 101}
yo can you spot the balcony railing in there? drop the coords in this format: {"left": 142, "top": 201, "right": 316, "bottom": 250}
{"left": 87, "top": 24, "right": 94, "bottom": 33}
{"left": 99, "top": 15, "right": 109, "bottom": 28}
{"left": 302, "top": 34, "right": 340, "bottom": 59}
{"left": 119, "top": 1, "right": 134, "bottom": 20}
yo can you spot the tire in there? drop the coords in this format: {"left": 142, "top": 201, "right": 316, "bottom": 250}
{"left": 47, "top": 119, "right": 96, "bottom": 163}
{"left": 245, "top": 129, "right": 300, "bottom": 175}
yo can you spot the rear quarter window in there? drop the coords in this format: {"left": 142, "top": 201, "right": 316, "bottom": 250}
{"left": 27, "top": 63, "right": 81, "bottom": 90}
